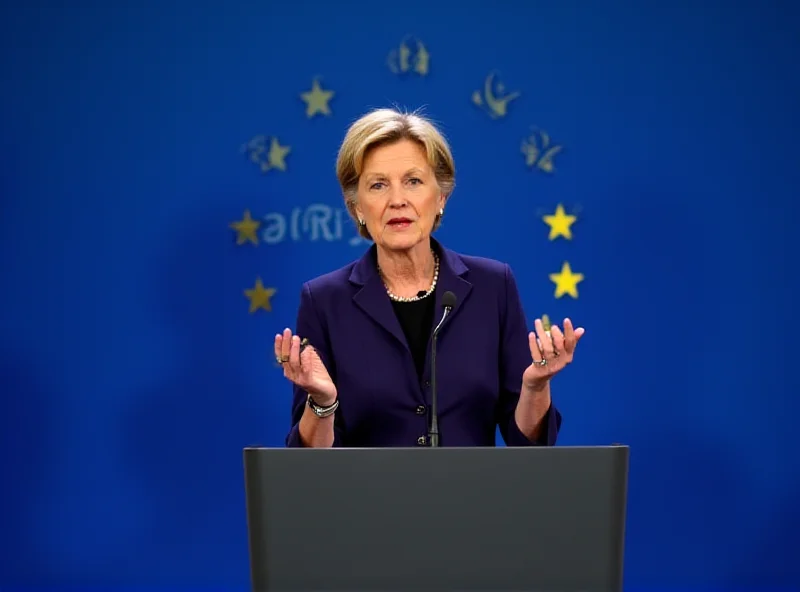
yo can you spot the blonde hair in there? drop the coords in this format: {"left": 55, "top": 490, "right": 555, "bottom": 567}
{"left": 336, "top": 107, "right": 456, "bottom": 239}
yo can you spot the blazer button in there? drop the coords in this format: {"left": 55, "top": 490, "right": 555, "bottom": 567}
{"left": 416, "top": 405, "right": 426, "bottom": 415}
{"left": 417, "top": 436, "right": 426, "bottom": 446}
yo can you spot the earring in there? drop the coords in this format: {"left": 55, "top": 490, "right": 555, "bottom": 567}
{"left": 439, "top": 208, "right": 444, "bottom": 215}
{"left": 358, "top": 218, "right": 365, "bottom": 226}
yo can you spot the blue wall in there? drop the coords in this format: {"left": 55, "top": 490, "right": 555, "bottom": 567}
{"left": 1, "top": 0, "right": 798, "bottom": 590}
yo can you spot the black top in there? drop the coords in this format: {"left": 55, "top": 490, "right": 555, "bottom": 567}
{"left": 391, "top": 291, "right": 436, "bottom": 379}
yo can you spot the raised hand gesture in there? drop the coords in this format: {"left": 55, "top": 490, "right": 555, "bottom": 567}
{"left": 522, "top": 318, "right": 584, "bottom": 390}
{"left": 274, "top": 328, "right": 337, "bottom": 405}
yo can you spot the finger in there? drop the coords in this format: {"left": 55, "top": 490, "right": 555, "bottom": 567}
{"left": 280, "top": 328, "right": 292, "bottom": 361}
{"left": 528, "top": 331, "right": 543, "bottom": 363}
{"left": 274, "top": 333, "right": 282, "bottom": 361}
{"left": 287, "top": 334, "right": 302, "bottom": 375}
{"left": 534, "top": 318, "right": 554, "bottom": 357}
{"left": 299, "top": 338, "right": 314, "bottom": 366}
{"left": 550, "top": 324, "right": 565, "bottom": 356}
{"left": 563, "top": 319, "right": 576, "bottom": 354}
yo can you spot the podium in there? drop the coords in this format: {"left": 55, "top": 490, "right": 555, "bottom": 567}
{"left": 243, "top": 446, "right": 629, "bottom": 592}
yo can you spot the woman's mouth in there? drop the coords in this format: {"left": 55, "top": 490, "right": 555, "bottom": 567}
{"left": 387, "top": 218, "right": 412, "bottom": 229}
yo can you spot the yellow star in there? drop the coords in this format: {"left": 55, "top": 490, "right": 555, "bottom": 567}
{"left": 542, "top": 204, "right": 577, "bottom": 240}
{"left": 300, "top": 79, "right": 335, "bottom": 118}
{"left": 264, "top": 138, "right": 290, "bottom": 172}
{"left": 244, "top": 278, "right": 276, "bottom": 313}
{"left": 549, "top": 262, "right": 584, "bottom": 299}
{"left": 229, "top": 209, "right": 261, "bottom": 246}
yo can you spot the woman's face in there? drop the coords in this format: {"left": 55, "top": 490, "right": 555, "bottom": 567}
{"left": 355, "top": 139, "right": 445, "bottom": 253}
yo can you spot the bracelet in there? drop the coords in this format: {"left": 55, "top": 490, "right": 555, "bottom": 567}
{"left": 307, "top": 393, "right": 339, "bottom": 418}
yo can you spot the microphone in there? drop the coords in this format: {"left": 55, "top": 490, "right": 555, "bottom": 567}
{"left": 429, "top": 290, "right": 457, "bottom": 447}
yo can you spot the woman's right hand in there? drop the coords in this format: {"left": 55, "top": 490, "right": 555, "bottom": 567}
{"left": 274, "top": 328, "right": 337, "bottom": 406}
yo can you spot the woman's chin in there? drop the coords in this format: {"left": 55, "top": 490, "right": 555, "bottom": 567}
{"left": 378, "top": 232, "right": 427, "bottom": 252}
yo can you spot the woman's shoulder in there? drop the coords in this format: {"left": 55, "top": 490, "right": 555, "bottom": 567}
{"left": 302, "top": 259, "right": 358, "bottom": 296}
{"left": 445, "top": 247, "right": 512, "bottom": 283}
{"left": 456, "top": 252, "right": 509, "bottom": 274}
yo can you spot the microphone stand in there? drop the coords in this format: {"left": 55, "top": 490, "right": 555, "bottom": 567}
{"left": 428, "top": 304, "right": 452, "bottom": 447}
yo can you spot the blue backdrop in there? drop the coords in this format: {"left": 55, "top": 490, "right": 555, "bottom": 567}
{"left": 1, "top": 0, "right": 798, "bottom": 590}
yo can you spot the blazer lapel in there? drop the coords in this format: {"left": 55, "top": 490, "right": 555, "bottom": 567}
{"left": 350, "top": 245, "right": 408, "bottom": 349}
{"left": 349, "top": 239, "right": 474, "bottom": 346}
{"left": 431, "top": 238, "right": 473, "bottom": 336}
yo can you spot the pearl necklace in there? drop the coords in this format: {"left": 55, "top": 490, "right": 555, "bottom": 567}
{"left": 380, "top": 251, "right": 440, "bottom": 302}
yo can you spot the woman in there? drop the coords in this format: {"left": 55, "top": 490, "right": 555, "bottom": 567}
{"left": 274, "top": 108, "right": 584, "bottom": 447}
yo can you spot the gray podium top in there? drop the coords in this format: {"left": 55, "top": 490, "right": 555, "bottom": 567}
{"left": 243, "top": 445, "right": 629, "bottom": 592}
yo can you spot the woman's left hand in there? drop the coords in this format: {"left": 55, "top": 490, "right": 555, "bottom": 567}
{"left": 522, "top": 318, "right": 585, "bottom": 390}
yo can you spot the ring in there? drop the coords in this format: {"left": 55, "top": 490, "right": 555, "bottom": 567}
{"left": 275, "top": 355, "right": 283, "bottom": 364}
{"left": 537, "top": 358, "right": 548, "bottom": 367}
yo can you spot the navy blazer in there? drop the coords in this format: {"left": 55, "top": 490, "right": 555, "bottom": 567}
{"left": 285, "top": 239, "right": 562, "bottom": 447}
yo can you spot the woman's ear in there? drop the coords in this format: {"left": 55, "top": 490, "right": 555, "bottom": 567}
{"left": 348, "top": 197, "right": 362, "bottom": 222}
